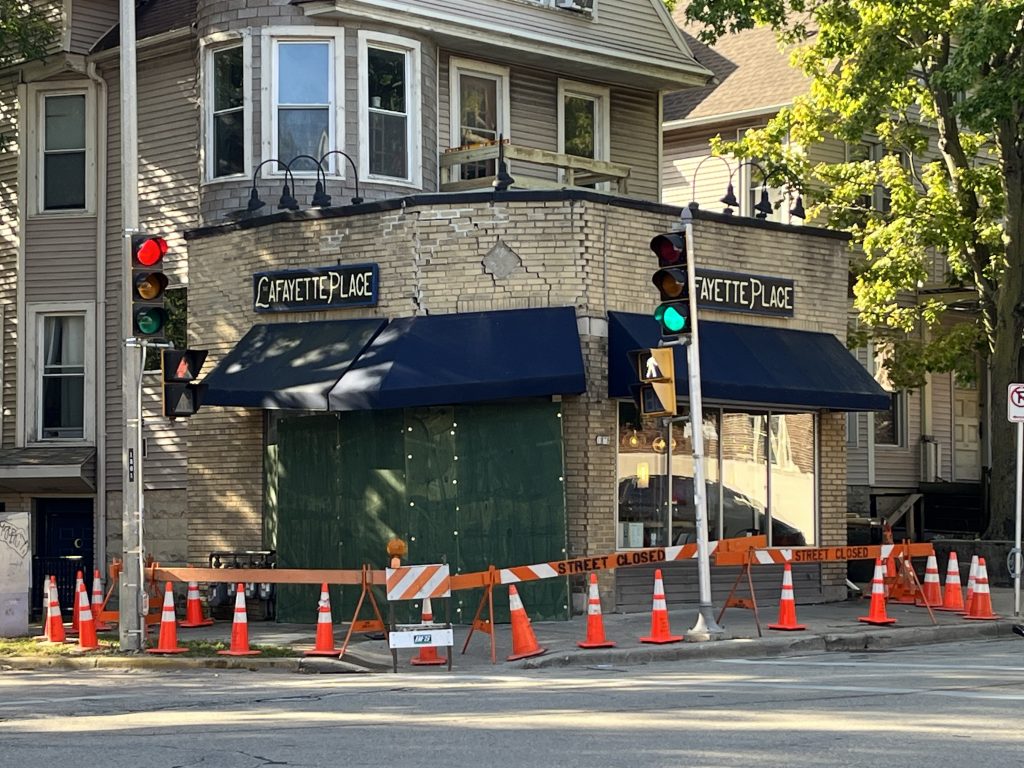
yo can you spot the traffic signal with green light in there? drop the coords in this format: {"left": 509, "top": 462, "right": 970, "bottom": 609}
{"left": 650, "top": 231, "right": 690, "bottom": 340}
{"left": 131, "top": 234, "right": 168, "bottom": 338}
{"left": 161, "top": 349, "right": 208, "bottom": 418}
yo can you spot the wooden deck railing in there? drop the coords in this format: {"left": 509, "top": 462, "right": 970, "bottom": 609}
{"left": 439, "top": 141, "right": 630, "bottom": 194}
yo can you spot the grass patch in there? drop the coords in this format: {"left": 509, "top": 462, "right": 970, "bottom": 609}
{"left": 0, "top": 633, "right": 296, "bottom": 657}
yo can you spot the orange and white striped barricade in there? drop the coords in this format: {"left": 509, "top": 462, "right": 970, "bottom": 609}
{"left": 384, "top": 563, "right": 454, "bottom": 673}
{"left": 338, "top": 564, "right": 389, "bottom": 660}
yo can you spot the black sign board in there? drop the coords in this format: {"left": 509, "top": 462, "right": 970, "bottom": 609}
{"left": 694, "top": 268, "right": 795, "bottom": 317}
{"left": 253, "top": 264, "right": 379, "bottom": 313}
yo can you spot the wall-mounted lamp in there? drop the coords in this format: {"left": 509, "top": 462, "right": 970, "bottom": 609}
{"left": 688, "top": 155, "right": 806, "bottom": 221}
{"left": 245, "top": 151, "right": 366, "bottom": 215}
{"left": 247, "top": 158, "right": 300, "bottom": 213}
{"left": 319, "top": 150, "right": 364, "bottom": 205}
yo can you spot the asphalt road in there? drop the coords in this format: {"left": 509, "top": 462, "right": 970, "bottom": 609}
{"left": 3, "top": 637, "right": 1024, "bottom": 768}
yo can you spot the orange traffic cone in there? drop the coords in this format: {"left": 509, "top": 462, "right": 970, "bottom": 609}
{"left": 76, "top": 582, "right": 99, "bottom": 651}
{"left": 963, "top": 557, "right": 1000, "bottom": 620}
{"left": 768, "top": 562, "right": 806, "bottom": 631}
{"left": 640, "top": 569, "right": 683, "bottom": 644}
{"left": 70, "top": 570, "right": 85, "bottom": 635}
{"left": 859, "top": 558, "right": 896, "bottom": 625}
{"left": 218, "top": 582, "right": 261, "bottom": 656}
{"left": 179, "top": 579, "right": 214, "bottom": 628}
{"left": 90, "top": 569, "right": 111, "bottom": 631}
{"left": 410, "top": 597, "right": 448, "bottom": 665}
{"left": 46, "top": 577, "right": 67, "bottom": 643}
{"left": 917, "top": 554, "right": 942, "bottom": 606}
{"left": 578, "top": 573, "right": 616, "bottom": 648}
{"left": 506, "top": 585, "right": 546, "bottom": 661}
{"left": 936, "top": 551, "right": 965, "bottom": 612}
{"left": 147, "top": 582, "right": 188, "bottom": 654}
{"left": 304, "top": 583, "right": 340, "bottom": 657}
{"left": 963, "top": 555, "right": 979, "bottom": 615}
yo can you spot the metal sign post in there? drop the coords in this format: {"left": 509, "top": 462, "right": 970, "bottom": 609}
{"left": 1007, "top": 383, "right": 1024, "bottom": 617}
{"left": 680, "top": 206, "right": 723, "bottom": 640}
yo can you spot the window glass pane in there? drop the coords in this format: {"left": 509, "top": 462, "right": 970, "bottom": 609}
{"left": 213, "top": 47, "right": 243, "bottom": 112}
{"left": 41, "top": 315, "right": 85, "bottom": 439}
{"left": 874, "top": 400, "right": 900, "bottom": 445}
{"left": 459, "top": 74, "right": 497, "bottom": 142}
{"left": 277, "top": 108, "right": 329, "bottom": 169}
{"left": 719, "top": 413, "right": 768, "bottom": 538}
{"left": 44, "top": 95, "right": 85, "bottom": 151}
{"left": 368, "top": 48, "right": 406, "bottom": 113}
{"left": 769, "top": 414, "right": 815, "bottom": 545}
{"left": 369, "top": 111, "right": 407, "bottom": 178}
{"left": 278, "top": 43, "right": 329, "bottom": 104}
{"left": 43, "top": 153, "right": 86, "bottom": 210}
{"left": 563, "top": 95, "right": 595, "bottom": 159}
{"left": 213, "top": 112, "right": 244, "bottom": 177}
{"left": 669, "top": 408, "right": 720, "bottom": 545}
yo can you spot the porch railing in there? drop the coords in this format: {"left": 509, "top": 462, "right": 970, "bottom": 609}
{"left": 440, "top": 140, "right": 630, "bottom": 194}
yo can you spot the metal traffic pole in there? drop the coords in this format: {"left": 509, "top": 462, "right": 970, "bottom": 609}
{"left": 680, "top": 206, "right": 723, "bottom": 640}
{"left": 1013, "top": 419, "right": 1022, "bottom": 617}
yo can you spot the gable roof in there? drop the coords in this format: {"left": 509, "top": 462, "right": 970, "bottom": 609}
{"left": 92, "top": 0, "right": 197, "bottom": 53}
{"left": 664, "top": 10, "right": 810, "bottom": 125}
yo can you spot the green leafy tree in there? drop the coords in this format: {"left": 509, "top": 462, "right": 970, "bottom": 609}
{"left": 0, "top": 0, "right": 58, "bottom": 68}
{"left": 684, "top": 0, "right": 1023, "bottom": 538}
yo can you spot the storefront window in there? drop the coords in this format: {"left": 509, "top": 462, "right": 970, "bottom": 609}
{"left": 617, "top": 403, "right": 816, "bottom": 548}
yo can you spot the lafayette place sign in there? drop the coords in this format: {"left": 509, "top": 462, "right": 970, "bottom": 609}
{"left": 694, "top": 268, "right": 794, "bottom": 317}
{"left": 253, "top": 264, "right": 378, "bottom": 313}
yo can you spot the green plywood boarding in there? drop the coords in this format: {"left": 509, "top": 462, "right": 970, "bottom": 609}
{"left": 271, "top": 401, "right": 569, "bottom": 624}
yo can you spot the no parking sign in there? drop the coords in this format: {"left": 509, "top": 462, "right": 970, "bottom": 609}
{"left": 1009, "top": 383, "right": 1024, "bottom": 422}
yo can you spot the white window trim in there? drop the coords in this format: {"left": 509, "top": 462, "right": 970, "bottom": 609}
{"left": 260, "top": 26, "right": 345, "bottom": 179}
{"left": 22, "top": 302, "right": 96, "bottom": 445}
{"left": 556, "top": 79, "right": 609, "bottom": 187}
{"left": 201, "top": 32, "right": 253, "bottom": 185}
{"left": 448, "top": 57, "right": 511, "bottom": 150}
{"left": 28, "top": 83, "right": 96, "bottom": 217}
{"left": 357, "top": 31, "right": 422, "bottom": 189}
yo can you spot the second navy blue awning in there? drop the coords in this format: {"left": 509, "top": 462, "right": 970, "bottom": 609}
{"left": 608, "top": 311, "right": 890, "bottom": 411}
{"left": 329, "top": 307, "right": 586, "bottom": 411}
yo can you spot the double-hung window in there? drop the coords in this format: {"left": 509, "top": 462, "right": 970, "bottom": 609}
{"left": 23, "top": 303, "right": 95, "bottom": 443}
{"left": 265, "top": 29, "right": 343, "bottom": 174}
{"left": 204, "top": 39, "right": 250, "bottom": 180}
{"left": 449, "top": 58, "right": 509, "bottom": 181}
{"left": 872, "top": 342, "right": 906, "bottom": 447}
{"left": 358, "top": 32, "right": 421, "bottom": 187}
{"left": 557, "top": 80, "right": 609, "bottom": 187}
{"left": 39, "top": 91, "right": 91, "bottom": 212}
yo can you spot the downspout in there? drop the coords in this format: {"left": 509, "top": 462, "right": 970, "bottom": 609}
{"left": 87, "top": 61, "right": 107, "bottom": 570}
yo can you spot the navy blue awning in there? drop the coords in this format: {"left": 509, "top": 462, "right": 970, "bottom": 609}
{"left": 329, "top": 307, "right": 586, "bottom": 411}
{"left": 202, "top": 319, "right": 386, "bottom": 410}
{"left": 608, "top": 312, "right": 890, "bottom": 411}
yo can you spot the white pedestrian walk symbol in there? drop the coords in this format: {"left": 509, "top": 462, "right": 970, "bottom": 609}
{"left": 646, "top": 355, "right": 662, "bottom": 380}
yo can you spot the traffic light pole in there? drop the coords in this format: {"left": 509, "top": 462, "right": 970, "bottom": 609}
{"left": 119, "top": 0, "right": 143, "bottom": 652}
{"left": 680, "top": 206, "right": 724, "bottom": 641}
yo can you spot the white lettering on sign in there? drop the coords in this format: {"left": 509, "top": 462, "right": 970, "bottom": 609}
{"left": 694, "top": 269, "right": 794, "bottom": 317}
{"left": 253, "top": 264, "right": 378, "bottom": 313}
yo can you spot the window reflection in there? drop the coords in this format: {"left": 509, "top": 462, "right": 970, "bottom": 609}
{"left": 617, "top": 404, "right": 815, "bottom": 549}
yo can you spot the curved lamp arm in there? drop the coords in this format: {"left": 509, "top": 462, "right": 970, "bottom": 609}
{"left": 319, "top": 150, "right": 363, "bottom": 205}
{"left": 247, "top": 158, "right": 298, "bottom": 212}
{"left": 286, "top": 154, "right": 329, "bottom": 209}
{"left": 688, "top": 155, "right": 733, "bottom": 209}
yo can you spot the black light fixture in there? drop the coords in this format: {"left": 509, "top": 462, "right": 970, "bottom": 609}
{"left": 285, "top": 154, "right": 328, "bottom": 209}
{"left": 247, "top": 185, "right": 265, "bottom": 213}
{"left": 493, "top": 134, "right": 515, "bottom": 192}
{"left": 319, "top": 150, "right": 364, "bottom": 205}
{"left": 687, "top": 156, "right": 734, "bottom": 212}
{"left": 789, "top": 194, "right": 806, "bottom": 220}
{"left": 247, "top": 158, "right": 299, "bottom": 214}
{"left": 754, "top": 185, "right": 774, "bottom": 219}
{"left": 719, "top": 182, "right": 740, "bottom": 211}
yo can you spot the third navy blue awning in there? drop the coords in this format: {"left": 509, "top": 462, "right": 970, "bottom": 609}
{"left": 202, "top": 319, "right": 386, "bottom": 410}
{"left": 328, "top": 307, "right": 586, "bottom": 411}
{"left": 607, "top": 311, "right": 890, "bottom": 411}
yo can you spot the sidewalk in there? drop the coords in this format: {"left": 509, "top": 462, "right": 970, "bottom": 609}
{"left": 4, "top": 588, "right": 1019, "bottom": 674}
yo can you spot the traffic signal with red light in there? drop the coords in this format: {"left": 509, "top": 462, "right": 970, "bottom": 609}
{"left": 650, "top": 231, "right": 690, "bottom": 340}
{"left": 131, "top": 234, "right": 168, "bottom": 338}
{"left": 161, "top": 349, "right": 208, "bottom": 418}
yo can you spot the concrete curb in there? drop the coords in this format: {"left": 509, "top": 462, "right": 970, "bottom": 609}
{"left": 515, "top": 619, "right": 1016, "bottom": 669}
{"left": 0, "top": 653, "right": 376, "bottom": 674}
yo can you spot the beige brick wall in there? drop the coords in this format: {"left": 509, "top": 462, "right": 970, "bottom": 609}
{"left": 186, "top": 196, "right": 852, "bottom": 605}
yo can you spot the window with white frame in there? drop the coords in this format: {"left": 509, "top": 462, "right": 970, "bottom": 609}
{"left": 205, "top": 42, "right": 248, "bottom": 180}
{"left": 358, "top": 32, "right": 421, "bottom": 186}
{"left": 449, "top": 58, "right": 509, "bottom": 181}
{"left": 40, "top": 92, "right": 88, "bottom": 212}
{"left": 557, "top": 80, "right": 608, "bottom": 187}
{"left": 872, "top": 342, "right": 906, "bottom": 447}
{"left": 265, "top": 31, "right": 343, "bottom": 174}
{"left": 25, "top": 304, "right": 95, "bottom": 443}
